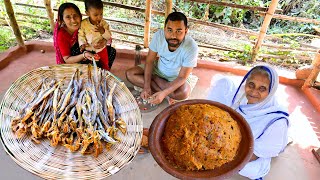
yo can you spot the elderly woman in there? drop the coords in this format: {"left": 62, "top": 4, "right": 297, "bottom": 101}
{"left": 207, "top": 65, "right": 290, "bottom": 179}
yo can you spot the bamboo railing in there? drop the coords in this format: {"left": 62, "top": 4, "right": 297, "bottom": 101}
{"left": 13, "top": 1, "right": 158, "bottom": 47}
{"left": 259, "top": 12, "right": 320, "bottom": 25}
{"left": 187, "top": 0, "right": 283, "bottom": 13}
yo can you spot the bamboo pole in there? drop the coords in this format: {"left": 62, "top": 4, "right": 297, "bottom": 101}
{"left": 105, "top": 18, "right": 145, "bottom": 28}
{"left": 251, "top": 0, "right": 279, "bottom": 62}
{"left": 302, "top": 50, "right": 320, "bottom": 89}
{"left": 111, "top": 29, "right": 144, "bottom": 39}
{"left": 112, "top": 38, "right": 144, "bottom": 46}
{"left": 43, "top": 0, "right": 55, "bottom": 32}
{"left": 144, "top": 0, "right": 151, "bottom": 48}
{"left": 16, "top": 11, "right": 147, "bottom": 29}
{"left": 198, "top": 44, "right": 241, "bottom": 52}
{"left": 74, "top": 0, "right": 165, "bottom": 16}
{"left": 15, "top": 2, "right": 57, "bottom": 10}
{"left": 165, "top": 0, "right": 173, "bottom": 18}
{"left": 259, "top": 12, "right": 320, "bottom": 25}
{"left": 16, "top": 12, "right": 50, "bottom": 19}
{"left": 250, "top": 41, "right": 318, "bottom": 52}
{"left": 3, "top": 0, "right": 26, "bottom": 50}
{"left": 187, "top": 0, "right": 282, "bottom": 13}
{"left": 259, "top": 54, "right": 312, "bottom": 62}
{"left": 188, "top": 18, "right": 260, "bottom": 37}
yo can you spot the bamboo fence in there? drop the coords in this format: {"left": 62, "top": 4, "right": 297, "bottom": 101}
{"left": 2, "top": 0, "right": 320, "bottom": 85}
{"left": 186, "top": 0, "right": 283, "bottom": 13}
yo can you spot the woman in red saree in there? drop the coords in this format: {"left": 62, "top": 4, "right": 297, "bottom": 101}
{"left": 54, "top": 3, "right": 105, "bottom": 66}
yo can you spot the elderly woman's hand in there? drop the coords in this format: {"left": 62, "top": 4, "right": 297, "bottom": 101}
{"left": 93, "top": 39, "right": 107, "bottom": 49}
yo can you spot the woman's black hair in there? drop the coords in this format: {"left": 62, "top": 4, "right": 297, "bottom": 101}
{"left": 164, "top": 11, "right": 188, "bottom": 28}
{"left": 58, "top": 3, "right": 82, "bottom": 22}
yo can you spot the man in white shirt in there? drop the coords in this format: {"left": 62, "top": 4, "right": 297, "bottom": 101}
{"left": 126, "top": 12, "right": 198, "bottom": 104}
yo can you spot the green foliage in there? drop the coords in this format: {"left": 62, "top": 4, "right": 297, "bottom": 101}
{"left": 173, "top": 0, "right": 319, "bottom": 34}
{"left": 206, "top": 0, "right": 263, "bottom": 26}
{"left": 0, "top": 27, "right": 17, "bottom": 52}
{"left": 270, "top": 0, "right": 319, "bottom": 34}
{"left": 224, "top": 44, "right": 252, "bottom": 64}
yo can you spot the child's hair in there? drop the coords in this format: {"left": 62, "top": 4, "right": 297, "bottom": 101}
{"left": 85, "top": 0, "right": 104, "bottom": 11}
{"left": 165, "top": 12, "right": 188, "bottom": 28}
{"left": 58, "top": 3, "right": 81, "bottom": 23}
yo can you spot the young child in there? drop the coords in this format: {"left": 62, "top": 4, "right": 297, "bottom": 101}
{"left": 78, "top": 0, "right": 111, "bottom": 70}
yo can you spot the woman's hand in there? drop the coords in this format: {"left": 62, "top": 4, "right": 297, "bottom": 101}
{"left": 249, "top": 154, "right": 258, "bottom": 162}
{"left": 148, "top": 91, "right": 166, "bottom": 105}
{"left": 83, "top": 51, "right": 94, "bottom": 61}
{"left": 80, "top": 44, "right": 88, "bottom": 52}
{"left": 93, "top": 39, "right": 107, "bottom": 49}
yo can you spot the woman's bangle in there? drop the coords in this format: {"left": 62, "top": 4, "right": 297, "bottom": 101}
{"left": 83, "top": 51, "right": 87, "bottom": 60}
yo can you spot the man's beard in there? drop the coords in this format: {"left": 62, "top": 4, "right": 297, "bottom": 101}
{"left": 166, "top": 38, "right": 181, "bottom": 48}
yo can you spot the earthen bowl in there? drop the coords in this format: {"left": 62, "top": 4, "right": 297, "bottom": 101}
{"left": 149, "top": 99, "right": 253, "bottom": 180}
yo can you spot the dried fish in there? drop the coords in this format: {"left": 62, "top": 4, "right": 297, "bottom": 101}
{"left": 11, "top": 66, "right": 127, "bottom": 157}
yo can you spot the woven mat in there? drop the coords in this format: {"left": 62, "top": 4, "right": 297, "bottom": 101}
{"left": 0, "top": 64, "right": 142, "bottom": 179}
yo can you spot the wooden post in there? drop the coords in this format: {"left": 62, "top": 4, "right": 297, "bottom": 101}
{"left": 3, "top": 0, "right": 26, "bottom": 50}
{"left": 143, "top": 0, "right": 151, "bottom": 48}
{"left": 165, "top": 0, "right": 173, "bottom": 18}
{"left": 251, "top": 0, "right": 279, "bottom": 62}
{"left": 302, "top": 50, "right": 320, "bottom": 89}
{"left": 43, "top": 0, "right": 55, "bottom": 32}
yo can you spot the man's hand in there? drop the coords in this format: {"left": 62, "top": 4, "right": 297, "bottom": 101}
{"left": 95, "top": 24, "right": 105, "bottom": 34}
{"left": 148, "top": 91, "right": 166, "bottom": 105}
{"left": 140, "top": 88, "right": 152, "bottom": 100}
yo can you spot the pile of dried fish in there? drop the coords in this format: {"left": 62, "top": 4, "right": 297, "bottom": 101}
{"left": 10, "top": 62, "right": 127, "bottom": 157}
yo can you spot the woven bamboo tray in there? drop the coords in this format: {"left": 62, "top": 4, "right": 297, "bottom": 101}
{"left": 0, "top": 64, "right": 142, "bottom": 179}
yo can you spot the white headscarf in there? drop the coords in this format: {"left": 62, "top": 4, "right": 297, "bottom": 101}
{"left": 208, "top": 65, "right": 289, "bottom": 141}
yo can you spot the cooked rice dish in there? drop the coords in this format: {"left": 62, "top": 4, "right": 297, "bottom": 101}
{"left": 162, "top": 104, "right": 242, "bottom": 171}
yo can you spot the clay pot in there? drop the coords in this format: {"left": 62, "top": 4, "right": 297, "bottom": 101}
{"left": 149, "top": 99, "right": 253, "bottom": 180}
